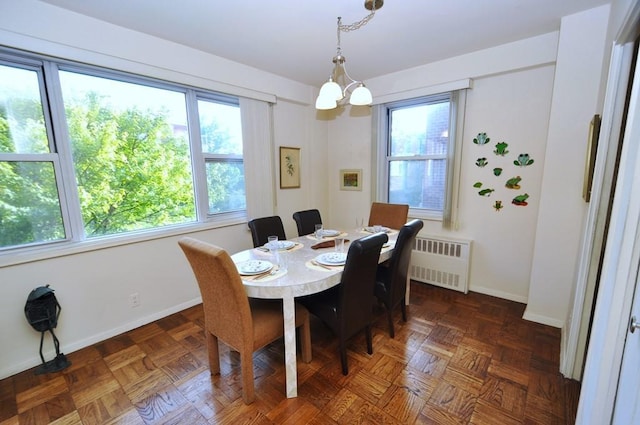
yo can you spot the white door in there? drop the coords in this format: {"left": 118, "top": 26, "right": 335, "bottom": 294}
{"left": 610, "top": 39, "right": 640, "bottom": 423}
{"left": 613, "top": 264, "right": 640, "bottom": 424}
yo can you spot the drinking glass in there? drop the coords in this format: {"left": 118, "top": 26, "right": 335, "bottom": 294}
{"left": 355, "top": 217, "right": 364, "bottom": 231}
{"left": 314, "top": 224, "right": 323, "bottom": 240}
{"left": 267, "top": 235, "right": 278, "bottom": 250}
{"left": 278, "top": 250, "right": 288, "bottom": 271}
{"left": 334, "top": 237, "right": 345, "bottom": 253}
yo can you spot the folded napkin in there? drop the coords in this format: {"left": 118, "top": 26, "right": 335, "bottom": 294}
{"left": 311, "top": 239, "right": 349, "bottom": 249}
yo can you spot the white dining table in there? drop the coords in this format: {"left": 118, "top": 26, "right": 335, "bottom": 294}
{"left": 231, "top": 228, "right": 397, "bottom": 398}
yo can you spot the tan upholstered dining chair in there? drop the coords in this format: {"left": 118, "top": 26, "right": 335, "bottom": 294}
{"left": 368, "top": 202, "right": 409, "bottom": 230}
{"left": 178, "top": 237, "right": 311, "bottom": 404}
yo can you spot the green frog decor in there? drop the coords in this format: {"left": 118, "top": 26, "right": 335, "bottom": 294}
{"left": 514, "top": 153, "right": 534, "bottom": 167}
{"left": 476, "top": 157, "right": 488, "bottom": 167}
{"left": 494, "top": 142, "right": 509, "bottom": 156}
{"left": 493, "top": 200, "right": 503, "bottom": 211}
{"left": 473, "top": 132, "right": 490, "bottom": 145}
{"left": 505, "top": 176, "right": 522, "bottom": 189}
{"left": 512, "top": 193, "right": 529, "bottom": 206}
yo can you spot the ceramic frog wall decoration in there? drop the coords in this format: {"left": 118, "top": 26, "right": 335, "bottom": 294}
{"left": 473, "top": 132, "right": 490, "bottom": 145}
{"left": 514, "top": 153, "right": 534, "bottom": 167}
{"left": 476, "top": 157, "right": 488, "bottom": 167}
{"left": 493, "top": 200, "right": 503, "bottom": 211}
{"left": 512, "top": 193, "right": 529, "bottom": 206}
{"left": 505, "top": 176, "right": 522, "bottom": 189}
{"left": 478, "top": 188, "right": 494, "bottom": 196}
{"left": 494, "top": 142, "right": 509, "bottom": 156}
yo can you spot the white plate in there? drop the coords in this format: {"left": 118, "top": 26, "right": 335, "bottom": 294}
{"left": 316, "top": 252, "right": 347, "bottom": 266}
{"left": 236, "top": 260, "right": 273, "bottom": 275}
{"left": 364, "top": 226, "right": 391, "bottom": 233}
{"left": 319, "top": 229, "right": 340, "bottom": 237}
{"left": 264, "top": 240, "right": 296, "bottom": 250}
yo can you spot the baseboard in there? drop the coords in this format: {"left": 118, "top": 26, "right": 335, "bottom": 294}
{"left": 522, "top": 309, "right": 565, "bottom": 328}
{"left": 0, "top": 297, "right": 203, "bottom": 380}
{"left": 468, "top": 285, "right": 529, "bottom": 304}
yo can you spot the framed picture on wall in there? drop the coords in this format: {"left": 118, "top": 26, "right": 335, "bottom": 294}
{"left": 280, "top": 146, "right": 300, "bottom": 189}
{"left": 339, "top": 169, "right": 362, "bottom": 191}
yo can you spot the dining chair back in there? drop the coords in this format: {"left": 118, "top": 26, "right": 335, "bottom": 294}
{"left": 177, "top": 237, "right": 311, "bottom": 404}
{"left": 247, "top": 216, "right": 287, "bottom": 247}
{"left": 292, "top": 209, "right": 322, "bottom": 236}
{"left": 368, "top": 202, "right": 409, "bottom": 230}
{"left": 300, "top": 232, "right": 388, "bottom": 375}
{"left": 375, "top": 219, "right": 424, "bottom": 337}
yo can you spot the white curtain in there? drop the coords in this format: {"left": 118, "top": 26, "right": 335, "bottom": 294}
{"left": 240, "top": 97, "right": 276, "bottom": 220}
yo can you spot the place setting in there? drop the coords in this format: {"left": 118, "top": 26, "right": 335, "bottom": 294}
{"left": 254, "top": 238, "right": 302, "bottom": 253}
{"left": 235, "top": 259, "right": 286, "bottom": 282}
{"left": 307, "top": 237, "right": 347, "bottom": 271}
{"left": 306, "top": 224, "right": 347, "bottom": 241}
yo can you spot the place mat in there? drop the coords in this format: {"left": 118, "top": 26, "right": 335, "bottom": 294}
{"left": 306, "top": 260, "right": 343, "bottom": 272}
{"left": 359, "top": 229, "right": 398, "bottom": 236}
{"left": 254, "top": 242, "right": 303, "bottom": 253}
{"left": 241, "top": 266, "right": 287, "bottom": 282}
{"left": 306, "top": 232, "right": 348, "bottom": 241}
{"left": 311, "top": 239, "right": 350, "bottom": 249}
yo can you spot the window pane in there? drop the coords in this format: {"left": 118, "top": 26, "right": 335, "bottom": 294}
{"left": 390, "top": 101, "right": 450, "bottom": 156}
{"left": 59, "top": 71, "right": 196, "bottom": 237}
{"left": 206, "top": 161, "right": 246, "bottom": 213}
{"left": 198, "top": 100, "right": 243, "bottom": 154}
{"left": 0, "top": 64, "right": 49, "bottom": 153}
{"left": 0, "top": 161, "right": 65, "bottom": 248}
{"left": 388, "top": 159, "right": 446, "bottom": 210}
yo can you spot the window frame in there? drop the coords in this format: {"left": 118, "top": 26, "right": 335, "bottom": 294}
{"left": 0, "top": 48, "right": 251, "bottom": 262}
{"left": 375, "top": 90, "right": 465, "bottom": 225}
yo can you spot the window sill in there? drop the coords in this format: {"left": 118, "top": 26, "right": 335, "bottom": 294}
{"left": 0, "top": 214, "right": 246, "bottom": 269}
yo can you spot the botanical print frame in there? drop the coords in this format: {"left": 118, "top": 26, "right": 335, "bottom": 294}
{"left": 279, "top": 146, "right": 300, "bottom": 189}
{"left": 339, "top": 169, "right": 362, "bottom": 191}
{"left": 583, "top": 114, "right": 601, "bottom": 202}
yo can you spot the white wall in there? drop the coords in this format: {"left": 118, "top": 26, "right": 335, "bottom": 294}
{"left": 526, "top": 6, "right": 611, "bottom": 327}
{"left": 326, "top": 7, "right": 610, "bottom": 326}
{"left": 0, "top": 0, "right": 613, "bottom": 380}
{"left": 0, "top": 0, "right": 324, "bottom": 379}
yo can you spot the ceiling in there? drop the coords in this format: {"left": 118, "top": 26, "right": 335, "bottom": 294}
{"left": 40, "top": 0, "right": 610, "bottom": 87}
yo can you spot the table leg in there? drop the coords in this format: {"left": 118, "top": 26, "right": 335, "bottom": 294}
{"left": 282, "top": 296, "right": 298, "bottom": 398}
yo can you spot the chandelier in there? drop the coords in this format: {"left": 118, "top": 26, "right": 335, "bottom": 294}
{"left": 315, "top": 0, "right": 383, "bottom": 110}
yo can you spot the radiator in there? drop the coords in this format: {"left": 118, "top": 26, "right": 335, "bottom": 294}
{"left": 409, "top": 235, "right": 472, "bottom": 293}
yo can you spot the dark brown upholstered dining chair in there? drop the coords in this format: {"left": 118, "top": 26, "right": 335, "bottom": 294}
{"left": 368, "top": 202, "right": 409, "bottom": 230}
{"left": 375, "top": 219, "right": 424, "bottom": 338}
{"left": 292, "top": 209, "right": 322, "bottom": 236}
{"left": 247, "top": 216, "right": 287, "bottom": 248}
{"left": 299, "top": 232, "right": 388, "bottom": 375}
{"left": 178, "top": 237, "right": 311, "bottom": 404}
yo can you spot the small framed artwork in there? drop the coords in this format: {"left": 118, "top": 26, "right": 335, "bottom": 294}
{"left": 340, "top": 169, "right": 362, "bottom": 191}
{"left": 583, "top": 114, "right": 601, "bottom": 202}
{"left": 280, "top": 146, "right": 300, "bottom": 189}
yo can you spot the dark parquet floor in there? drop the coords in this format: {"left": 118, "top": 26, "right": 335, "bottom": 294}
{"left": 0, "top": 282, "right": 580, "bottom": 424}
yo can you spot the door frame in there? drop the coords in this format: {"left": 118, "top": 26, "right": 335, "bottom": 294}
{"left": 576, "top": 4, "right": 640, "bottom": 422}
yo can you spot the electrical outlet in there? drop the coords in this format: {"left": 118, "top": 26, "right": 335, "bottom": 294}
{"left": 129, "top": 293, "right": 140, "bottom": 308}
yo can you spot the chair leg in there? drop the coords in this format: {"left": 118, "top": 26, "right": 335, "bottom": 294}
{"left": 339, "top": 339, "right": 349, "bottom": 375}
{"left": 206, "top": 332, "right": 220, "bottom": 375}
{"left": 240, "top": 350, "right": 255, "bottom": 404}
{"left": 386, "top": 309, "right": 395, "bottom": 339}
{"left": 299, "top": 319, "right": 312, "bottom": 363}
{"left": 401, "top": 298, "right": 407, "bottom": 322}
{"left": 365, "top": 325, "right": 373, "bottom": 355}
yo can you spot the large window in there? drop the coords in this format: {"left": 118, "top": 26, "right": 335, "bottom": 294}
{"left": 0, "top": 51, "right": 247, "bottom": 252}
{"left": 377, "top": 92, "right": 463, "bottom": 222}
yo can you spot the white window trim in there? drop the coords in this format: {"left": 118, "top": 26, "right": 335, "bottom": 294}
{"left": 373, "top": 89, "right": 467, "bottom": 227}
